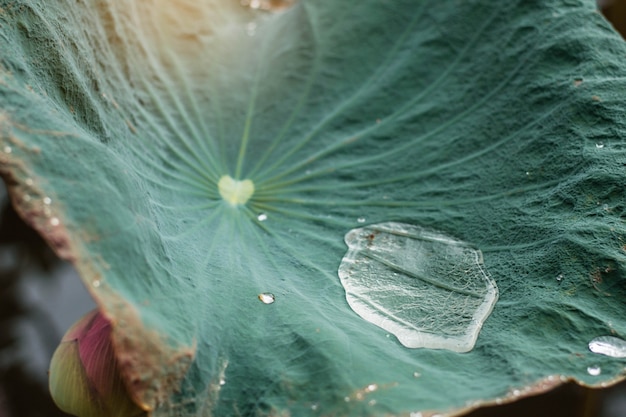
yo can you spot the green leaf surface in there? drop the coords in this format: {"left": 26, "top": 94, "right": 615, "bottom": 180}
{"left": 2, "top": 0, "right": 626, "bottom": 415}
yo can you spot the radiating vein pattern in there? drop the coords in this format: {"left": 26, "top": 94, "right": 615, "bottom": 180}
{"left": 338, "top": 222, "right": 498, "bottom": 353}
{"left": 4, "top": 0, "right": 626, "bottom": 414}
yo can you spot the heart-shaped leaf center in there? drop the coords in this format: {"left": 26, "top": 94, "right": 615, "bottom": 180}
{"left": 218, "top": 175, "right": 255, "bottom": 206}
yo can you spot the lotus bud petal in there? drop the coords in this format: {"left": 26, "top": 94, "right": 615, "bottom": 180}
{"left": 49, "top": 309, "right": 144, "bottom": 417}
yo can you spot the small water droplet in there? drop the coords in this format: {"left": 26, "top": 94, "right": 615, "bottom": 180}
{"left": 368, "top": 399, "right": 377, "bottom": 406}
{"left": 556, "top": 274, "right": 564, "bottom": 282}
{"left": 257, "top": 213, "right": 267, "bottom": 222}
{"left": 413, "top": 371, "right": 421, "bottom": 378}
{"left": 589, "top": 335, "right": 626, "bottom": 358}
{"left": 525, "top": 171, "right": 530, "bottom": 176}
{"left": 310, "top": 403, "right": 319, "bottom": 411}
{"left": 512, "top": 389, "right": 521, "bottom": 396}
{"left": 219, "top": 377, "right": 226, "bottom": 386}
{"left": 50, "top": 217, "right": 60, "bottom": 226}
{"left": 258, "top": 292, "right": 275, "bottom": 304}
{"left": 25, "top": 178, "right": 33, "bottom": 186}
{"left": 602, "top": 204, "right": 609, "bottom": 211}
{"left": 3, "top": 146, "right": 11, "bottom": 154}
{"left": 249, "top": 0, "right": 261, "bottom": 8}
{"left": 43, "top": 197, "right": 52, "bottom": 205}
{"left": 92, "top": 280, "right": 101, "bottom": 288}
{"left": 596, "top": 142, "right": 605, "bottom": 149}
{"left": 587, "top": 365, "right": 601, "bottom": 376}
{"left": 366, "top": 384, "right": 378, "bottom": 392}
{"left": 344, "top": 396, "right": 350, "bottom": 402}
{"left": 410, "top": 413, "right": 423, "bottom": 417}
{"left": 357, "top": 217, "right": 366, "bottom": 223}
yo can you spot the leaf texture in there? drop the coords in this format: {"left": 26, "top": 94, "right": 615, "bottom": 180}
{"left": 1, "top": 0, "right": 626, "bottom": 415}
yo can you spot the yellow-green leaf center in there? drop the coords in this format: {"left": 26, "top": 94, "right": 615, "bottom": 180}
{"left": 218, "top": 175, "right": 255, "bottom": 206}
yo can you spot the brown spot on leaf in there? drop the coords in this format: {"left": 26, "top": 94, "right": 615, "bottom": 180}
{"left": 126, "top": 119, "right": 137, "bottom": 134}
{"left": 1, "top": 114, "right": 193, "bottom": 413}
{"left": 0, "top": 153, "right": 75, "bottom": 262}
{"left": 104, "top": 297, "right": 195, "bottom": 412}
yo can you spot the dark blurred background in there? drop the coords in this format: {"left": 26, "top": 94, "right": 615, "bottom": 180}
{"left": 1, "top": 1, "right": 626, "bottom": 416}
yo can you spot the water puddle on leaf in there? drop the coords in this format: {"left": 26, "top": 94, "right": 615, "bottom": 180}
{"left": 588, "top": 336, "right": 626, "bottom": 358}
{"left": 338, "top": 222, "right": 498, "bottom": 353}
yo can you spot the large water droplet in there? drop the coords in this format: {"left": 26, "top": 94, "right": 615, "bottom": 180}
{"left": 589, "top": 335, "right": 626, "bottom": 358}
{"left": 338, "top": 222, "right": 498, "bottom": 352}
{"left": 258, "top": 292, "right": 275, "bottom": 304}
{"left": 587, "top": 365, "right": 601, "bottom": 376}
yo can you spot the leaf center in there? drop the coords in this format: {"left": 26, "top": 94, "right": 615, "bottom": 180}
{"left": 218, "top": 175, "right": 255, "bottom": 206}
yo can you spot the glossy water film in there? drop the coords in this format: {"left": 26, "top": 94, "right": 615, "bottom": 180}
{"left": 258, "top": 292, "right": 276, "bottom": 305}
{"left": 338, "top": 222, "right": 498, "bottom": 353}
{"left": 588, "top": 336, "right": 626, "bottom": 358}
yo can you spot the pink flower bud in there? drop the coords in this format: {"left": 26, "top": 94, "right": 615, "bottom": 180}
{"left": 49, "top": 309, "right": 145, "bottom": 417}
